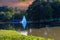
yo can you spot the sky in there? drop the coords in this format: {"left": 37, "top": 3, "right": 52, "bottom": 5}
{"left": 0, "top": 0, "right": 34, "bottom": 10}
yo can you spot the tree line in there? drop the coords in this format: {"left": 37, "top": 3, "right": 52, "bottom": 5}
{"left": 26, "top": 0, "right": 60, "bottom": 28}
{"left": 0, "top": 0, "right": 60, "bottom": 29}
{"left": 0, "top": 6, "right": 26, "bottom": 29}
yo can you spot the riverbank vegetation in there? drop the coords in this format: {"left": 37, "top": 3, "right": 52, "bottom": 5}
{"left": 0, "top": 30, "right": 53, "bottom": 40}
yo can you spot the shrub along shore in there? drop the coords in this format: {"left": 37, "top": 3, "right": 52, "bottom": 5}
{"left": 0, "top": 30, "right": 54, "bottom": 40}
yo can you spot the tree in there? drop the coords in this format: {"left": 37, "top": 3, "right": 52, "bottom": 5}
{"left": 26, "top": 0, "right": 42, "bottom": 28}
{"left": 0, "top": 6, "right": 15, "bottom": 19}
{"left": 0, "top": 6, "right": 15, "bottom": 29}
{"left": 0, "top": 12, "right": 7, "bottom": 22}
{"left": 26, "top": 0, "right": 54, "bottom": 28}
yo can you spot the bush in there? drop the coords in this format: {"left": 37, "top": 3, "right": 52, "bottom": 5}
{"left": 0, "top": 30, "right": 53, "bottom": 40}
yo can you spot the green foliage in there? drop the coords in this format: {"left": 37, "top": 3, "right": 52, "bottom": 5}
{"left": 0, "top": 6, "right": 26, "bottom": 29}
{"left": 7, "top": 24, "right": 13, "bottom": 30}
{"left": 0, "top": 6, "right": 26, "bottom": 19}
{"left": 56, "top": 0, "right": 60, "bottom": 2}
{"left": 0, "top": 6, "right": 15, "bottom": 19}
{"left": 26, "top": 0, "right": 60, "bottom": 21}
{"left": 26, "top": 0, "right": 60, "bottom": 28}
{"left": 0, "top": 30, "right": 53, "bottom": 40}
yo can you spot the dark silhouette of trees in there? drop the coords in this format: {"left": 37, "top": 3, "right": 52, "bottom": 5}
{"left": 0, "top": 6, "right": 26, "bottom": 29}
{"left": 26, "top": 0, "right": 60, "bottom": 28}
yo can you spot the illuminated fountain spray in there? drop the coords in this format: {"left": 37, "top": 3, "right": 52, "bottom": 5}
{"left": 20, "top": 16, "right": 32, "bottom": 35}
{"left": 20, "top": 16, "right": 27, "bottom": 29}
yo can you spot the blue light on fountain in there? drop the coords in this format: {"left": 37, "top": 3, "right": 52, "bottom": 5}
{"left": 21, "top": 16, "right": 27, "bottom": 29}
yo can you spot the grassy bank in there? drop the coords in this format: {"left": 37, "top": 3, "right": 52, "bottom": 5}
{"left": 0, "top": 30, "right": 53, "bottom": 40}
